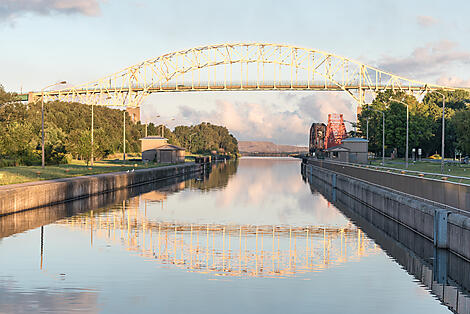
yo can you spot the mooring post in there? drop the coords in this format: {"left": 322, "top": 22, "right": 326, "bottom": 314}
{"left": 332, "top": 173, "right": 337, "bottom": 189}
{"left": 434, "top": 209, "right": 450, "bottom": 248}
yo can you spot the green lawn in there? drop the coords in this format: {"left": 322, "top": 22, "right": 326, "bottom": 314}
{"left": 0, "top": 159, "right": 171, "bottom": 186}
{"left": 367, "top": 159, "right": 470, "bottom": 184}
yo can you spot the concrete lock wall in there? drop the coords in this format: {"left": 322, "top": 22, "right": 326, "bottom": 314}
{"left": 0, "top": 163, "right": 201, "bottom": 216}
{"left": 307, "top": 160, "right": 470, "bottom": 211}
{"left": 301, "top": 161, "right": 470, "bottom": 261}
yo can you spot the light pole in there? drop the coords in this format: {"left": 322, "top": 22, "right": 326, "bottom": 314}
{"left": 366, "top": 117, "right": 369, "bottom": 140}
{"left": 189, "top": 132, "right": 197, "bottom": 152}
{"left": 391, "top": 98, "right": 409, "bottom": 169}
{"left": 368, "top": 107, "right": 385, "bottom": 166}
{"left": 156, "top": 117, "right": 175, "bottom": 137}
{"left": 41, "top": 81, "right": 66, "bottom": 168}
{"left": 123, "top": 110, "right": 126, "bottom": 161}
{"left": 434, "top": 91, "right": 446, "bottom": 173}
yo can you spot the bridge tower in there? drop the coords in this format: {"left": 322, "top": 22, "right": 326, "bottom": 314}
{"left": 324, "top": 113, "right": 347, "bottom": 149}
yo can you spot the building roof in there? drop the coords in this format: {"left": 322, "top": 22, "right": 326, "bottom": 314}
{"left": 326, "top": 145, "right": 350, "bottom": 152}
{"left": 156, "top": 144, "right": 185, "bottom": 151}
{"left": 342, "top": 137, "right": 369, "bottom": 143}
{"left": 140, "top": 136, "right": 167, "bottom": 140}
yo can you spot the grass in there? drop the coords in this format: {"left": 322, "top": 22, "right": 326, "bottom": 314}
{"left": 0, "top": 159, "right": 174, "bottom": 186}
{"left": 366, "top": 158, "right": 470, "bottom": 184}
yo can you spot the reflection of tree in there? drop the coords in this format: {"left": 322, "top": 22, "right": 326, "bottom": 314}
{"left": 191, "top": 160, "right": 239, "bottom": 191}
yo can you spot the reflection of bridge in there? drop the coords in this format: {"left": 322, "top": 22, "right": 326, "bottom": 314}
{"left": 59, "top": 202, "right": 379, "bottom": 278}
{"left": 27, "top": 43, "right": 461, "bottom": 108}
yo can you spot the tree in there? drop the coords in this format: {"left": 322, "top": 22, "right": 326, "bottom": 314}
{"left": 454, "top": 109, "right": 470, "bottom": 154}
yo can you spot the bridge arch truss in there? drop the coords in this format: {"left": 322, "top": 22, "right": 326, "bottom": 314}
{"left": 39, "top": 43, "right": 459, "bottom": 107}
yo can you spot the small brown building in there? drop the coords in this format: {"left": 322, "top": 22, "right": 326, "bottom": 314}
{"left": 140, "top": 136, "right": 185, "bottom": 163}
{"left": 325, "top": 137, "right": 368, "bottom": 164}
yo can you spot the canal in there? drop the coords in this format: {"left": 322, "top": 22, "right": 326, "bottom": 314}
{"left": 0, "top": 158, "right": 467, "bottom": 313}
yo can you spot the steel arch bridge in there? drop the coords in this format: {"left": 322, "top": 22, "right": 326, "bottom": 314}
{"left": 32, "top": 43, "right": 461, "bottom": 108}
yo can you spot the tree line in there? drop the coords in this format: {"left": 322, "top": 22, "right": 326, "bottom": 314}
{"left": 358, "top": 89, "right": 470, "bottom": 158}
{"left": 0, "top": 85, "right": 238, "bottom": 166}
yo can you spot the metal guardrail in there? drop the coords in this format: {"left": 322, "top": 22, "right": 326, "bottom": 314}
{"left": 329, "top": 160, "right": 470, "bottom": 185}
{"left": 304, "top": 158, "right": 470, "bottom": 213}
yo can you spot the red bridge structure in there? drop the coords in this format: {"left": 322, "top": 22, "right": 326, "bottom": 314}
{"left": 324, "top": 113, "right": 347, "bottom": 149}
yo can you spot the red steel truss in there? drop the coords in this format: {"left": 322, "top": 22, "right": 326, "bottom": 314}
{"left": 324, "top": 113, "right": 347, "bottom": 149}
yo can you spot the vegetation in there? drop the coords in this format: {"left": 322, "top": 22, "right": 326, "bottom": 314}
{"left": 368, "top": 159, "right": 470, "bottom": 184}
{"left": 0, "top": 85, "right": 238, "bottom": 166}
{"left": 358, "top": 89, "right": 470, "bottom": 158}
{"left": 0, "top": 159, "right": 167, "bottom": 186}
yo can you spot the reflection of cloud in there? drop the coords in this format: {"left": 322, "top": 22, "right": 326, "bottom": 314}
{"left": 0, "top": 279, "right": 99, "bottom": 313}
{"left": 154, "top": 158, "right": 350, "bottom": 226}
{"left": 416, "top": 15, "right": 438, "bottom": 27}
{"left": 0, "top": 0, "right": 102, "bottom": 22}
{"left": 175, "top": 93, "right": 353, "bottom": 145}
{"left": 377, "top": 40, "right": 470, "bottom": 78}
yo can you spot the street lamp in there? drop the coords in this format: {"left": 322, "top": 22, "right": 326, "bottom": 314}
{"left": 391, "top": 98, "right": 409, "bottom": 169}
{"left": 434, "top": 91, "right": 446, "bottom": 173}
{"left": 145, "top": 114, "right": 160, "bottom": 137}
{"left": 189, "top": 132, "right": 197, "bottom": 152}
{"left": 41, "top": 81, "right": 66, "bottom": 168}
{"left": 155, "top": 116, "right": 175, "bottom": 137}
{"left": 367, "top": 107, "right": 385, "bottom": 166}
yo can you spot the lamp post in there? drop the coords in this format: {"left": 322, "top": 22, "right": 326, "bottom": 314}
{"left": 123, "top": 110, "right": 126, "bottom": 161}
{"left": 434, "top": 91, "right": 446, "bottom": 173}
{"left": 189, "top": 132, "right": 197, "bottom": 153}
{"left": 391, "top": 98, "right": 409, "bottom": 169}
{"left": 155, "top": 116, "right": 175, "bottom": 137}
{"left": 368, "top": 107, "right": 385, "bottom": 166}
{"left": 41, "top": 81, "right": 66, "bottom": 168}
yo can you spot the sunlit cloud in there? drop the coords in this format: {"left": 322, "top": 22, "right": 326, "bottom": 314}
{"left": 0, "top": 0, "right": 102, "bottom": 22}
{"left": 377, "top": 40, "right": 470, "bottom": 79}
{"left": 169, "top": 92, "right": 353, "bottom": 145}
{"left": 416, "top": 15, "right": 438, "bottom": 27}
{"left": 436, "top": 75, "right": 470, "bottom": 88}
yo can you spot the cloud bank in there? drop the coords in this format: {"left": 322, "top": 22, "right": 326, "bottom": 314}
{"left": 0, "top": 0, "right": 102, "bottom": 21}
{"left": 171, "top": 93, "right": 354, "bottom": 145}
{"left": 377, "top": 40, "right": 470, "bottom": 79}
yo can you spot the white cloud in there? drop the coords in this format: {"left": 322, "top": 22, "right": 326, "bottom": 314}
{"left": 170, "top": 92, "right": 354, "bottom": 145}
{"left": 377, "top": 40, "right": 470, "bottom": 79}
{"left": 416, "top": 15, "right": 438, "bottom": 27}
{"left": 436, "top": 75, "right": 470, "bottom": 88}
{"left": 0, "top": 0, "right": 102, "bottom": 21}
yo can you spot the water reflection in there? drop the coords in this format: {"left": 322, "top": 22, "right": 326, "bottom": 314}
{"left": 59, "top": 207, "right": 378, "bottom": 278}
{"left": 0, "top": 158, "right": 457, "bottom": 313}
{"left": 302, "top": 166, "right": 470, "bottom": 313}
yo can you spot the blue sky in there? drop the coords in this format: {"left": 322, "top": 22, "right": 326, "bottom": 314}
{"left": 2, "top": 0, "right": 470, "bottom": 145}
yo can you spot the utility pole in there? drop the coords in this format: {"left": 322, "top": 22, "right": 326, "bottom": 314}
{"left": 91, "top": 102, "right": 94, "bottom": 166}
{"left": 368, "top": 106, "right": 385, "bottom": 166}
{"left": 40, "top": 81, "right": 66, "bottom": 168}
{"left": 435, "top": 91, "right": 446, "bottom": 173}
{"left": 391, "top": 98, "right": 409, "bottom": 169}
{"left": 123, "top": 110, "right": 126, "bottom": 161}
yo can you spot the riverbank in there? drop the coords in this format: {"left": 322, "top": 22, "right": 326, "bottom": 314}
{"left": 0, "top": 159, "right": 173, "bottom": 186}
{"left": 0, "top": 162, "right": 201, "bottom": 216}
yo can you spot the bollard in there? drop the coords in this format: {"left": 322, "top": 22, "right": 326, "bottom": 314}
{"left": 434, "top": 209, "right": 450, "bottom": 248}
{"left": 332, "top": 173, "right": 337, "bottom": 189}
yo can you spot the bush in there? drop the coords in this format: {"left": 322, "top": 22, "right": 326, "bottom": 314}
{"left": 0, "top": 159, "right": 16, "bottom": 168}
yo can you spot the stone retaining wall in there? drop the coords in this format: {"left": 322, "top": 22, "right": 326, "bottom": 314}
{"left": 0, "top": 163, "right": 201, "bottom": 216}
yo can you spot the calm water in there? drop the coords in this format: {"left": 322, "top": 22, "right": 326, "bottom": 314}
{"left": 0, "top": 158, "right": 462, "bottom": 313}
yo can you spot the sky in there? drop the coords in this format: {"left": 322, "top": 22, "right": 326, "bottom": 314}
{"left": 1, "top": 0, "right": 470, "bottom": 145}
